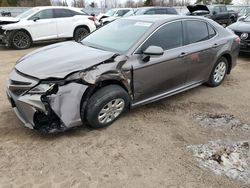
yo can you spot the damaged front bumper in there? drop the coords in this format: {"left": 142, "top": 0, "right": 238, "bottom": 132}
{"left": 0, "top": 29, "right": 9, "bottom": 46}
{"left": 7, "top": 69, "right": 89, "bottom": 133}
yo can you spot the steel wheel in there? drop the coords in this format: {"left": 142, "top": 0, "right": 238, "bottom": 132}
{"left": 98, "top": 98, "right": 125, "bottom": 124}
{"left": 12, "top": 31, "right": 31, "bottom": 49}
{"left": 213, "top": 61, "right": 226, "bottom": 83}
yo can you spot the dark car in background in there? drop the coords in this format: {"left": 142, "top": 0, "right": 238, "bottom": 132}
{"left": 7, "top": 15, "right": 239, "bottom": 133}
{"left": 227, "top": 14, "right": 250, "bottom": 52}
{"left": 187, "top": 4, "right": 238, "bottom": 25}
{"left": 124, "top": 7, "right": 178, "bottom": 17}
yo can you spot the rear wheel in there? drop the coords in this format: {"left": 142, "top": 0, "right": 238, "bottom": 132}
{"left": 10, "top": 30, "right": 32, "bottom": 49}
{"left": 84, "top": 85, "right": 129, "bottom": 129}
{"left": 74, "top": 27, "right": 89, "bottom": 42}
{"left": 206, "top": 57, "right": 228, "bottom": 87}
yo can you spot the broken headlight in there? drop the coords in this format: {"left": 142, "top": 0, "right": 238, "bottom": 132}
{"left": 27, "top": 84, "right": 56, "bottom": 94}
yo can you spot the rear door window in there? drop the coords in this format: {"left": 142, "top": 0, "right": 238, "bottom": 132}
{"left": 140, "top": 21, "right": 183, "bottom": 52}
{"left": 184, "top": 20, "right": 209, "bottom": 44}
{"left": 54, "top": 9, "right": 74, "bottom": 18}
{"left": 155, "top": 9, "right": 166, "bottom": 14}
{"left": 167, "top": 8, "right": 178, "bottom": 14}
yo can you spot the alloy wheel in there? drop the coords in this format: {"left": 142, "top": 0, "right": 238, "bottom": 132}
{"left": 98, "top": 98, "right": 125, "bottom": 124}
{"left": 213, "top": 61, "right": 226, "bottom": 83}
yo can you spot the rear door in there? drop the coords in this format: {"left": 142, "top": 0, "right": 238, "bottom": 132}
{"left": 54, "top": 9, "right": 78, "bottom": 38}
{"left": 181, "top": 20, "right": 218, "bottom": 84}
{"left": 28, "top": 9, "right": 57, "bottom": 41}
{"left": 131, "top": 21, "right": 188, "bottom": 103}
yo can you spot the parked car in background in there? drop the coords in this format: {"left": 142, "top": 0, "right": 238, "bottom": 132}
{"left": 123, "top": 7, "right": 178, "bottom": 17}
{"left": 237, "top": 7, "right": 250, "bottom": 22}
{"left": 187, "top": 4, "right": 238, "bottom": 25}
{"left": 227, "top": 14, "right": 250, "bottom": 52}
{"left": 6, "top": 15, "right": 239, "bottom": 133}
{"left": 97, "top": 8, "right": 132, "bottom": 25}
{"left": 0, "top": 6, "right": 96, "bottom": 49}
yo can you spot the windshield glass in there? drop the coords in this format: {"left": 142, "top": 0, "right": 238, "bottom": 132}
{"left": 82, "top": 19, "right": 152, "bottom": 53}
{"left": 135, "top": 9, "right": 147, "bottom": 15}
{"left": 123, "top": 9, "right": 138, "bottom": 17}
{"left": 16, "top": 8, "right": 38, "bottom": 19}
{"left": 105, "top": 9, "right": 116, "bottom": 16}
{"left": 244, "top": 14, "right": 250, "bottom": 22}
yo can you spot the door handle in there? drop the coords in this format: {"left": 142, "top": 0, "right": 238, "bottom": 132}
{"left": 179, "top": 52, "right": 188, "bottom": 58}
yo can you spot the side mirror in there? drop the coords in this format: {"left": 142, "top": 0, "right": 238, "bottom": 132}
{"left": 142, "top": 46, "right": 164, "bottom": 62}
{"left": 212, "top": 11, "right": 217, "bottom": 15}
{"left": 33, "top": 17, "right": 40, "bottom": 22}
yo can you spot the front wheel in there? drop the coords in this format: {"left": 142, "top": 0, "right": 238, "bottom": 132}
{"left": 10, "top": 30, "right": 32, "bottom": 49}
{"left": 84, "top": 85, "right": 130, "bottom": 129}
{"left": 206, "top": 57, "right": 228, "bottom": 87}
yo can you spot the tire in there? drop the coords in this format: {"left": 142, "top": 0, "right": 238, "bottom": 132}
{"left": 206, "top": 57, "right": 228, "bottom": 87}
{"left": 84, "top": 85, "right": 130, "bottom": 129}
{"left": 227, "top": 17, "right": 234, "bottom": 26}
{"left": 74, "top": 27, "right": 89, "bottom": 42}
{"left": 10, "top": 30, "right": 32, "bottom": 49}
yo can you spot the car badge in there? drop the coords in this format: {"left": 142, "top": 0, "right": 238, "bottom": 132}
{"left": 240, "top": 33, "right": 248, "bottom": 40}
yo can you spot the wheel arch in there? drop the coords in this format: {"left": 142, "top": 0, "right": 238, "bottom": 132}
{"left": 12, "top": 28, "right": 33, "bottom": 41}
{"left": 219, "top": 53, "right": 232, "bottom": 74}
{"left": 73, "top": 25, "right": 90, "bottom": 35}
{"left": 80, "top": 79, "right": 131, "bottom": 121}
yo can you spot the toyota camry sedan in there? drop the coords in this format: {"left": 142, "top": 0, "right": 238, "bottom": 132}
{"left": 7, "top": 15, "right": 240, "bottom": 133}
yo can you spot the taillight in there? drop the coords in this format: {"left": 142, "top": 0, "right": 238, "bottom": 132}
{"left": 88, "top": 16, "right": 96, "bottom": 22}
{"left": 235, "top": 36, "right": 240, "bottom": 44}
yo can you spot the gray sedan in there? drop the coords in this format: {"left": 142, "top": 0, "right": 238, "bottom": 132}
{"left": 7, "top": 15, "right": 240, "bottom": 133}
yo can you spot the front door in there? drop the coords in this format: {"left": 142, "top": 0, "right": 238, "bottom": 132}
{"left": 131, "top": 21, "right": 188, "bottom": 104}
{"left": 29, "top": 9, "right": 57, "bottom": 41}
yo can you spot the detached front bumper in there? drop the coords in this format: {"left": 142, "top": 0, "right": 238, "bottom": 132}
{"left": 7, "top": 69, "right": 89, "bottom": 133}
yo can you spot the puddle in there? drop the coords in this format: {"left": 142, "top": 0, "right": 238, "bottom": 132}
{"left": 194, "top": 113, "right": 250, "bottom": 130}
{"left": 188, "top": 140, "right": 250, "bottom": 184}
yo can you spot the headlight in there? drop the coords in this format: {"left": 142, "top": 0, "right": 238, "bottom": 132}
{"left": 28, "top": 84, "right": 56, "bottom": 94}
{"left": 65, "top": 72, "right": 86, "bottom": 81}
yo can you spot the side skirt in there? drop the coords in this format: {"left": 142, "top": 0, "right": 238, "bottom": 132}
{"left": 131, "top": 81, "right": 204, "bottom": 108}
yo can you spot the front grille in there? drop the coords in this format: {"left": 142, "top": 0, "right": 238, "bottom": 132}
{"left": 235, "top": 31, "right": 250, "bottom": 41}
{"left": 8, "top": 69, "right": 38, "bottom": 97}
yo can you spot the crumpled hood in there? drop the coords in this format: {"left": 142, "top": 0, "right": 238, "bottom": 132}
{"left": 0, "top": 16, "right": 19, "bottom": 25}
{"left": 15, "top": 41, "right": 116, "bottom": 79}
{"left": 228, "top": 21, "right": 250, "bottom": 33}
{"left": 187, "top": 5, "right": 210, "bottom": 13}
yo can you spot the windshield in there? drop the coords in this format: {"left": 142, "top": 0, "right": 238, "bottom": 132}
{"left": 16, "top": 8, "right": 38, "bottom": 19}
{"left": 82, "top": 19, "right": 152, "bottom": 53}
{"left": 123, "top": 9, "right": 138, "bottom": 17}
{"left": 244, "top": 14, "right": 250, "bottom": 22}
{"left": 105, "top": 9, "right": 116, "bottom": 16}
{"left": 135, "top": 9, "right": 147, "bottom": 15}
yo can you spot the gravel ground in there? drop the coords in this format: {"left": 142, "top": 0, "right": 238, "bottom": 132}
{"left": 0, "top": 44, "right": 250, "bottom": 188}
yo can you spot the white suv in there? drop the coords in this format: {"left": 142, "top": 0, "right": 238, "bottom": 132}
{"left": 0, "top": 6, "right": 96, "bottom": 49}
